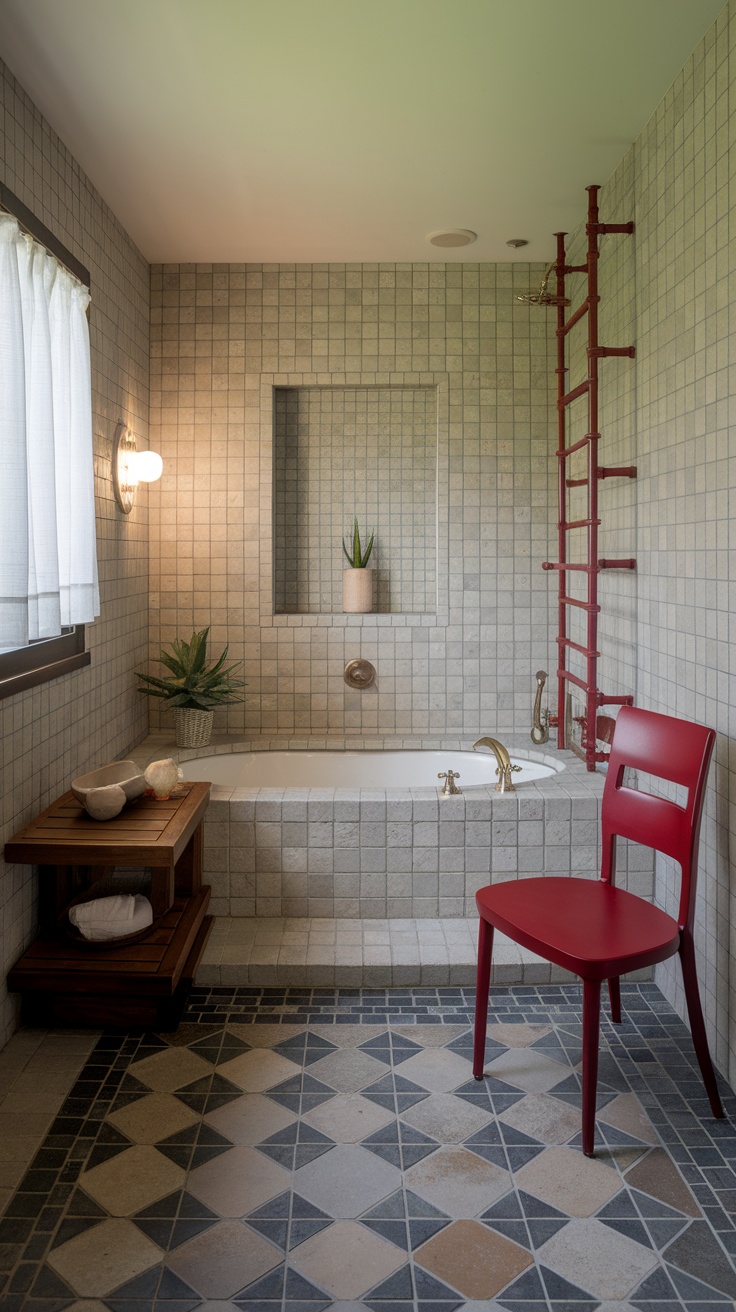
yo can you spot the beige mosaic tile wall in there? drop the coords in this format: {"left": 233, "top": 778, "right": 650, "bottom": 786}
{"left": 564, "top": 4, "right": 735, "bottom": 1084}
{"left": 149, "top": 264, "right": 557, "bottom": 738}
{"left": 0, "top": 60, "right": 150, "bottom": 1046}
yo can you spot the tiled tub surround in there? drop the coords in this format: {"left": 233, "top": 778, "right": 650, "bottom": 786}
{"left": 129, "top": 735, "right": 656, "bottom": 990}
{"left": 1, "top": 984, "right": 735, "bottom": 1311}
{"left": 130, "top": 735, "right": 642, "bottom": 923}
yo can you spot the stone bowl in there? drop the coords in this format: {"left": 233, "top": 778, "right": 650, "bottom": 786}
{"left": 71, "top": 760, "right": 147, "bottom": 820}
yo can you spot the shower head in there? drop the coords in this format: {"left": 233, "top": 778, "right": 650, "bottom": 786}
{"left": 516, "top": 262, "right": 570, "bottom": 308}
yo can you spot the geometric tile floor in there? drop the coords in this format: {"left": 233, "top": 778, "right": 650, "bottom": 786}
{"left": 0, "top": 983, "right": 734, "bottom": 1311}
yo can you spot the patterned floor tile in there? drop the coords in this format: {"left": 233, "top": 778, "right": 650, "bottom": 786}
{"left": 215, "top": 1048, "right": 302, "bottom": 1091}
{"left": 1, "top": 983, "right": 734, "bottom": 1312}
{"left": 497, "top": 1092, "right": 581, "bottom": 1145}
{"left": 165, "top": 1217, "right": 281, "bottom": 1299}
{"left": 414, "top": 1217, "right": 533, "bottom": 1299}
{"left": 515, "top": 1144, "right": 624, "bottom": 1216}
{"left": 537, "top": 1215, "right": 660, "bottom": 1299}
{"left": 106, "top": 1092, "right": 201, "bottom": 1145}
{"left": 481, "top": 1047, "right": 571, "bottom": 1093}
{"left": 187, "top": 1144, "right": 290, "bottom": 1216}
{"left": 307, "top": 1047, "right": 390, "bottom": 1092}
{"left": 405, "top": 1145, "right": 511, "bottom": 1218}
{"left": 128, "top": 1046, "right": 213, "bottom": 1092}
{"left": 292, "top": 1143, "right": 402, "bottom": 1217}
{"left": 78, "top": 1145, "right": 186, "bottom": 1217}
{"left": 203, "top": 1089, "right": 297, "bottom": 1145}
{"left": 302, "top": 1092, "right": 395, "bottom": 1142}
{"left": 45, "top": 1217, "right": 162, "bottom": 1297}
{"left": 290, "top": 1218, "right": 405, "bottom": 1298}
{"left": 399, "top": 1092, "right": 494, "bottom": 1142}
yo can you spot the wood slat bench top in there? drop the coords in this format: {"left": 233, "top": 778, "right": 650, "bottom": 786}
{"left": 4, "top": 782, "right": 211, "bottom": 870}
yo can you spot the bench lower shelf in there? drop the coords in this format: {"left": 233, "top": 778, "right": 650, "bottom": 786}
{"left": 9, "top": 888, "right": 212, "bottom": 1029}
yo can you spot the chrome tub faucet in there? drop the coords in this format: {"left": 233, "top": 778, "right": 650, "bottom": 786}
{"left": 472, "top": 737, "right": 522, "bottom": 792}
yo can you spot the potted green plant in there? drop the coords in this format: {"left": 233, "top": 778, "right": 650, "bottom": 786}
{"left": 136, "top": 627, "right": 245, "bottom": 748}
{"left": 342, "top": 518, "right": 375, "bottom": 613}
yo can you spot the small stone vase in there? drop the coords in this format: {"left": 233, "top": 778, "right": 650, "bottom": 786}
{"left": 342, "top": 567, "right": 373, "bottom": 614}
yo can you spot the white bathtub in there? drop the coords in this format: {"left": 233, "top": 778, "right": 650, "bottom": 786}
{"left": 178, "top": 749, "right": 562, "bottom": 790}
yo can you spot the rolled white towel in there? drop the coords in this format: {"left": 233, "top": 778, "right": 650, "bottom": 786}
{"left": 69, "top": 894, "right": 153, "bottom": 941}
{"left": 71, "top": 894, "right": 136, "bottom": 925}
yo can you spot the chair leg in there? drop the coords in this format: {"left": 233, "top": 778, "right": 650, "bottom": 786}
{"left": 473, "top": 917, "right": 494, "bottom": 1080}
{"left": 582, "top": 978, "right": 601, "bottom": 1157}
{"left": 608, "top": 976, "right": 622, "bottom": 1024}
{"left": 678, "top": 932, "right": 724, "bottom": 1119}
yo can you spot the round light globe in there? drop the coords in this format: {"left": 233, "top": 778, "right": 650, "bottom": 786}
{"left": 131, "top": 450, "right": 163, "bottom": 483}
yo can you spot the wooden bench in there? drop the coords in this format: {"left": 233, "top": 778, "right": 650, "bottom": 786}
{"left": 6, "top": 781, "right": 213, "bottom": 1028}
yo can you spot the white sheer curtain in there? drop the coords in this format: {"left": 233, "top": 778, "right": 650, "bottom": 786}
{"left": 0, "top": 212, "right": 99, "bottom": 650}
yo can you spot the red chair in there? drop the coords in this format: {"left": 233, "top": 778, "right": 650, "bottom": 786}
{"left": 473, "top": 706, "right": 725, "bottom": 1156}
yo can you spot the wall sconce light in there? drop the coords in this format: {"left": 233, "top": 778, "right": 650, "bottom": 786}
{"left": 112, "top": 419, "right": 163, "bottom": 514}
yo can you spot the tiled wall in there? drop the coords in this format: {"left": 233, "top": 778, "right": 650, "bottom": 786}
{"left": 273, "top": 385, "right": 437, "bottom": 615}
{"left": 149, "top": 264, "right": 557, "bottom": 739}
{"left": 0, "top": 61, "right": 150, "bottom": 1046}
{"left": 573, "top": 4, "right": 735, "bottom": 1085}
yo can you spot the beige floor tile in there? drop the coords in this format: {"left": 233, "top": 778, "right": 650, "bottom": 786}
{"left": 498, "top": 1092, "right": 581, "bottom": 1145}
{"left": 390, "top": 1024, "right": 469, "bottom": 1048}
{"left": 596, "top": 1092, "right": 660, "bottom": 1145}
{"left": 216, "top": 1048, "right": 301, "bottom": 1092}
{"left": 0, "top": 1112, "right": 53, "bottom": 1140}
{"left": 46, "top": 1218, "right": 162, "bottom": 1297}
{"left": 226, "top": 1023, "right": 306, "bottom": 1047}
{"left": 624, "top": 1146, "right": 701, "bottom": 1216}
{"left": 303, "top": 1094, "right": 395, "bottom": 1143}
{"left": 166, "top": 1219, "right": 281, "bottom": 1299}
{"left": 79, "top": 1145, "right": 185, "bottom": 1216}
{"left": 0, "top": 1133, "right": 47, "bottom": 1162}
{"left": 482, "top": 1047, "right": 570, "bottom": 1092}
{"left": 309, "top": 1024, "right": 385, "bottom": 1049}
{"left": 187, "top": 1145, "right": 290, "bottom": 1216}
{"left": 307, "top": 1048, "right": 388, "bottom": 1093}
{"left": 0, "top": 1161, "right": 26, "bottom": 1190}
{"left": 66, "top": 1301, "right": 114, "bottom": 1311}
{"left": 290, "top": 1219, "right": 405, "bottom": 1299}
{"left": 538, "top": 1217, "right": 659, "bottom": 1299}
{"left": 204, "top": 1092, "right": 297, "bottom": 1145}
{"left": 400, "top": 1093, "right": 493, "bottom": 1144}
{"left": 129, "top": 1046, "right": 213, "bottom": 1092}
{"left": 485, "top": 1023, "right": 552, "bottom": 1047}
{"left": 405, "top": 1145, "right": 511, "bottom": 1218}
{"left": 293, "top": 1144, "right": 401, "bottom": 1218}
{"left": 415, "top": 1218, "right": 533, "bottom": 1299}
{"left": 515, "top": 1145, "right": 622, "bottom": 1217}
{"left": 107, "top": 1092, "right": 200, "bottom": 1144}
{"left": 397, "top": 1048, "right": 473, "bottom": 1093}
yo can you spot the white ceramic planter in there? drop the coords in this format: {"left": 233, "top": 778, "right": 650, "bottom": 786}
{"left": 342, "top": 567, "right": 373, "bottom": 613}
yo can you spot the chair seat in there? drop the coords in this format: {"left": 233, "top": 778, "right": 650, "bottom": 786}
{"left": 476, "top": 877, "right": 681, "bottom": 980}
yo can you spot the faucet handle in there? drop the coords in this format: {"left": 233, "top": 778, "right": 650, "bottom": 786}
{"left": 438, "top": 769, "right": 462, "bottom": 795}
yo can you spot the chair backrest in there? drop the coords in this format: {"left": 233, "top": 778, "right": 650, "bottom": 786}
{"left": 600, "top": 705, "right": 715, "bottom": 932}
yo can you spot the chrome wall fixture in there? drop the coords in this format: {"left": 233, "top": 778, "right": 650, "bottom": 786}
{"left": 344, "top": 659, "right": 376, "bottom": 689}
{"left": 112, "top": 419, "right": 163, "bottom": 513}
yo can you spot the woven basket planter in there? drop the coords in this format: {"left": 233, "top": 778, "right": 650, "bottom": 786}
{"left": 174, "top": 707, "right": 214, "bottom": 749}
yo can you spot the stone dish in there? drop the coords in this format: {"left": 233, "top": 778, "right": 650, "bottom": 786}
{"left": 71, "top": 761, "right": 147, "bottom": 820}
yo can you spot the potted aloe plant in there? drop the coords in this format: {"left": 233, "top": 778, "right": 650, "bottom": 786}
{"left": 136, "top": 627, "right": 245, "bottom": 748}
{"left": 342, "top": 518, "right": 375, "bottom": 613}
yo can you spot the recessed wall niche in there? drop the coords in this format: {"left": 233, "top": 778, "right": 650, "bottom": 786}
{"left": 273, "top": 385, "right": 437, "bottom": 615}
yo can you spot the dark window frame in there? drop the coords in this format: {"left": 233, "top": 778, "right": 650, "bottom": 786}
{"left": 0, "top": 183, "right": 92, "bottom": 700}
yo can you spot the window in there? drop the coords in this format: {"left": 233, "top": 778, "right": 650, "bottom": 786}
{"left": 0, "top": 184, "right": 98, "bottom": 698}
